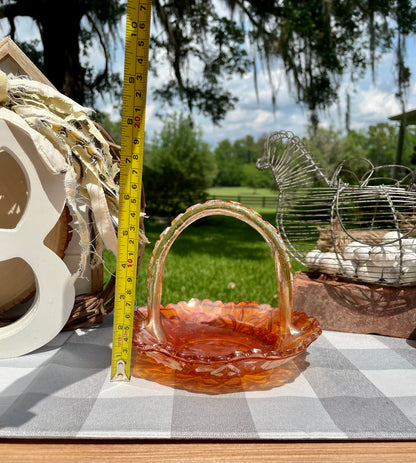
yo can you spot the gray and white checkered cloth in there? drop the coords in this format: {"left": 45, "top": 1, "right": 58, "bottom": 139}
{"left": 0, "top": 314, "right": 415, "bottom": 440}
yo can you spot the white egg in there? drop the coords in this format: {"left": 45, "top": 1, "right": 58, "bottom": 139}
{"left": 356, "top": 263, "right": 382, "bottom": 283}
{"left": 380, "top": 265, "right": 401, "bottom": 284}
{"left": 401, "top": 265, "right": 416, "bottom": 284}
{"left": 343, "top": 241, "right": 371, "bottom": 262}
{"left": 343, "top": 242, "right": 360, "bottom": 260}
{"left": 401, "top": 238, "right": 416, "bottom": 253}
{"left": 319, "top": 252, "right": 341, "bottom": 275}
{"left": 355, "top": 245, "right": 372, "bottom": 262}
{"left": 399, "top": 252, "right": 416, "bottom": 284}
{"left": 369, "top": 245, "right": 398, "bottom": 267}
{"left": 401, "top": 251, "right": 416, "bottom": 266}
{"left": 340, "top": 260, "right": 356, "bottom": 277}
{"left": 383, "top": 230, "right": 403, "bottom": 244}
{"left": 305, "top": 249, "right": 322, "bottom": 268}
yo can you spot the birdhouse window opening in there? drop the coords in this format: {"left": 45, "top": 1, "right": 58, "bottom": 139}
{"left": 0, "top": 148, "right": 73, "bottom": 325}
{"left": 0, "top": 150, "right": 28, "bottom": 229}
{"left": 0, "top": 257, "right": 36, "bottom": 323}
{"left": 0, "top": 151, "right": 35, "bottom": 321}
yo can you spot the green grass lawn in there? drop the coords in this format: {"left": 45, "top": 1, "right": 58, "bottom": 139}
{"left": 104, "top": 205, "right": 307, "bottom": 308}
{"left": 207, "top": 186, "right": 275, "bottom": 197}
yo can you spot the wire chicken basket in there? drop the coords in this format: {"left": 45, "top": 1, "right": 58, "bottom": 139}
{"left": 256, "top": 130, "right": 416, "bottom": 287}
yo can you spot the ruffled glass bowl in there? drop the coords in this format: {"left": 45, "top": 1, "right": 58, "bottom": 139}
{"left": 133, "top": 200, "right": 321, "bottom": 378}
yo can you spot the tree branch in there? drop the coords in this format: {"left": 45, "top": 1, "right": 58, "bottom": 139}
{"left": 0, "top": 1, "right": 41, "bottom": 21}
{"left": 85, "top": 11, "right": 109, "bottom": 88}
{"left": 153, "top": 0, "right": 188, "bottom": 104}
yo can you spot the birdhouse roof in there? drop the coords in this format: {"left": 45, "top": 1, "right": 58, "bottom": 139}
{"left": 0, "top": 37, "right": 55, "bottom": 88}
{"left": 389, "top": 108, "right": 416, "bottom": 126}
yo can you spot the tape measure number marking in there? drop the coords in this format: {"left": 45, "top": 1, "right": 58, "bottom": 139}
{"left": 111, "top": 0, "right": 152, "bottom": 382}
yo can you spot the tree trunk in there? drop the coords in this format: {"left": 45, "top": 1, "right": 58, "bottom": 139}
{"left": 37, "top": 0, "right": 85, "bottom": 104}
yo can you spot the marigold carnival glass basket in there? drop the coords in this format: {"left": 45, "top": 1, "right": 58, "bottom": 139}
{"left": 132, "top": 200, "right": 321, "bottom": 378}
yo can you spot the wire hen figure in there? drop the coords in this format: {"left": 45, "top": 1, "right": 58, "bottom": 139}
{"left": 256, "top": 130, "right": 416, "bottom": 286}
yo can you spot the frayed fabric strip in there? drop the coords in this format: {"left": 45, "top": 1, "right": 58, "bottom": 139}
{"left": 0, "top": 71, "right": 147, "bottom": 281}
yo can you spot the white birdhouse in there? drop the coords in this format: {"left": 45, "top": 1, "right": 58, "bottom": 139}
{"left": 0, "top": 38, "right": 129, "bottom": 357}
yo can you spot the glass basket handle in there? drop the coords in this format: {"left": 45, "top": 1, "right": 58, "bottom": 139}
{"left": 145, "top": 200, "right": 296, "bottom": 342}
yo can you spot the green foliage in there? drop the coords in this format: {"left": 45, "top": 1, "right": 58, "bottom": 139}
{"left": 241, "top": 164, "right": 275, "bottom": 190}
{"left": 303, "top": 122, "right": 416, "bottom": 184}
{"left": 151, "top": 1, "right": 251, "bottom": 123}
{"left": 143, "top": 113, "right": 217, "bottom": 217}
{"left": 213, "top": 133, "right": 274, "bottom": 189}
{"left": 214, "top": 160, "right": 243, "bottom": 186}
{"left": 362, "top": 123, "right": 398, "bottom": 166}
{"left": 213, "top": 139, "right": 243, "bottom": 186}
{"left": 215, "top": 139, "right": 236, "bottom": 163}
{"left": 303, "top": 126, "right": 346, "bottom": 179}
{"left": 233, "top": 135, "right": 264, "bottom": 164}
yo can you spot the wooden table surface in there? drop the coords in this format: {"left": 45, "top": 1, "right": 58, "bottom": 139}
{"left": 2, "top": 441, "right": 416, "bottom": 463}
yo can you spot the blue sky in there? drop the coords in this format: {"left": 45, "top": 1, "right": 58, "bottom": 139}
{"left": 144, "top": 52, "right": 416, "bottom": 147}
{"left": 3, "top": 14, "right": 416, "bottom": 147}
{"left": 104, "top": 17, "right": 416, "bottom": 147}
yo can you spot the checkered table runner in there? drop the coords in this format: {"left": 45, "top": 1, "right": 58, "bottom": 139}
{"left": 0, "top": 314, "right": 415, "bottom": 440}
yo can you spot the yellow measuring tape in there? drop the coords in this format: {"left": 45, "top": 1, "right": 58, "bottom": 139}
{"left": 111, "top": 0, "right": 152, "bottom": 381}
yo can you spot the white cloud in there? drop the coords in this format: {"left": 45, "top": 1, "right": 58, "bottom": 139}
{"left": 356, "top": 87, "right": 402, "bottom": 120}
{"left": 253, "top": 109, "right": 274, "bottom": 125}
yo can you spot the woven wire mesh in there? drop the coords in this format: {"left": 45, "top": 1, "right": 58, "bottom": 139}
{"left": 256, "top": 130, "right": 416, "bottom": 287}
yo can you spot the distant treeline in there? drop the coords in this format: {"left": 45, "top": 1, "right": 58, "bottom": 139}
{"left": 97, "top": 112, "right": 416, "bottom": 217}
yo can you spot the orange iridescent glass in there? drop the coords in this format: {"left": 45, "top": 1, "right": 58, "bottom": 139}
{"left": 132, "top": 200, "right": 321, "bottom": 381}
